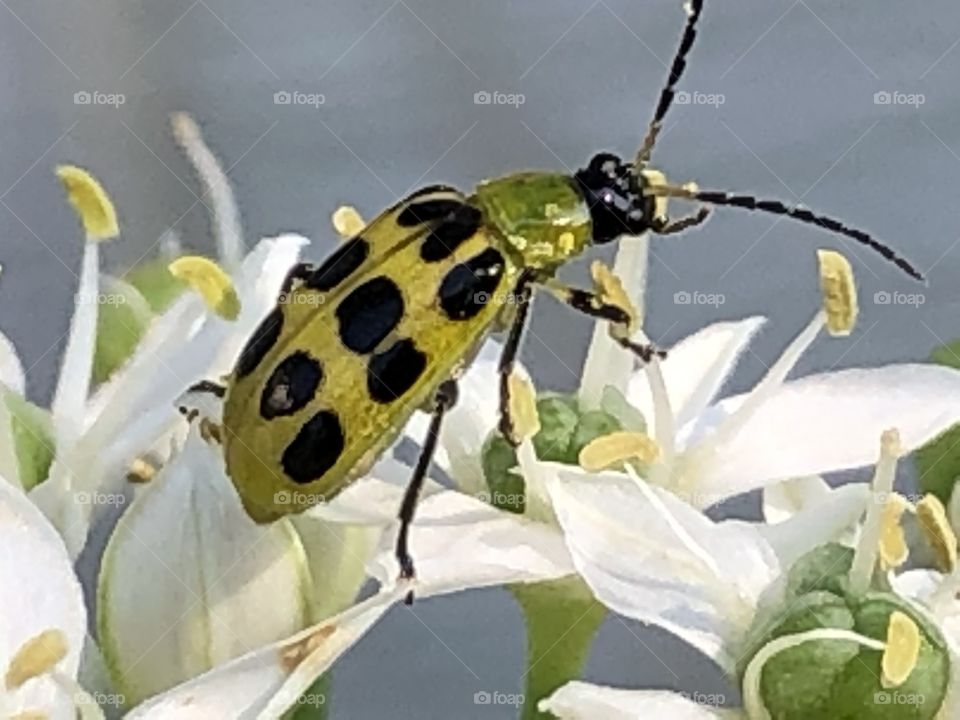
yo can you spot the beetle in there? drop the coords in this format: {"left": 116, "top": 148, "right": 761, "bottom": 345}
{"left": 212, "top": 0, "right": 923, "bottom": 595}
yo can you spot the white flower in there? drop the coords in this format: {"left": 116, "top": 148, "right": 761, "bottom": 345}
{"left": 96, "top": 420, "right": 313, "bottom": 706}
{"left": 0, "top": 476, "right": 93, "bottom": 720}
{"left": 541, "top": 430, "right": 958, "bottom": 719}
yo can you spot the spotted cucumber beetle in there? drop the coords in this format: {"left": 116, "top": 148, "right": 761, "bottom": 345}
{"left": 211, "top": 0, "right": 923, "bottom": 594}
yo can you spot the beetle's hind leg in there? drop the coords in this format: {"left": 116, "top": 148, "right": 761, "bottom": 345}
{"left": 396, "top": 378, "right": 459, "bottom": 604}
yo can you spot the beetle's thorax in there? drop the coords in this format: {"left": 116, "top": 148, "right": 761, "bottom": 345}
{"left": 473, "top": 171, "right": 593, "bottom": 271}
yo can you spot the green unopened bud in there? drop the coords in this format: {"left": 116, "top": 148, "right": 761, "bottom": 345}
{"left": 741, "top": 545, "right": 950, "bottom": 719}
{"left": 481, "top": 393, "right": 626, "bottom": 514}
{"left": 0, "top": 387, "right": 55, "bottom": 490}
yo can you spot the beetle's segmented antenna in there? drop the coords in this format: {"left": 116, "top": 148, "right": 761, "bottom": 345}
{"left": 635, "top": 0, "right": 705, "bottom": 167}
{"left": 647, "top": 184, "right": 925, "bottom": 281}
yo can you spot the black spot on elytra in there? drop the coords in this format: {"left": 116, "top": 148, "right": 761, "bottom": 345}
{"left": 234, "top": 307, "right": 284, "bottom": 378}
{"left": 367, "top": 339, "right": 427, "bottom": 404}
{"left": 306, "top": 236, "right": 370, "bottom": 292}
{"left": 397, "top": 198, "right": 466, "bottom": 227}
{"left": 406, "top": 184, "right": 458, "bottom": 200}
{"left": 281, "top": 410, "right": 345, "bottom": 484}
{"left": 335, "top": 276, "right": 404, "bottom": 354}
{"left": 420, "top": 205, "right": 483, "bottom": 262}
{"left": 438, "top": 248, "right": 506, "bottom": 320}
{"left": 260, "top": 352, "right": 323, "bottom": 419}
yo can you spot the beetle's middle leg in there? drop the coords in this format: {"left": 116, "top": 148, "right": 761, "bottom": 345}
{"left": 396, "top": 378, "right": 459, "bottom": 604}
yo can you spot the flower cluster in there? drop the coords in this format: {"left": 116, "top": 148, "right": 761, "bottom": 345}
{"left": 2, "top": 116, "right": 960, "bottom": 719}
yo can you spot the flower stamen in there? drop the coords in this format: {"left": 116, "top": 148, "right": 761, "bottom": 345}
{"left": 331, "top": 206, "right": 365, "bottom": 239}
{"left": 507, "top": 373, "right": 540, "bottom": 442}
{"left": 169, "top": 256, "right": 241, "bottom": 321}
{"left": 881, "top": 611, "right": 920, "bottom": 688}
{"left": 55, "top": 166, "right": 119, "bottom": 242}
{"left": 817, "top": 249, "right": 858, "bottom": 336}
{"left": 917, "top": 494, "right": 957, "bottom": 573}
{"left": 578, "top": 431, "right": 660, "bottom": 472}
{"left": 5, "top": 628, "right": 68, "bottom": 690}
{"left": 849, "top": 429, "right": 901, "bottom": 595}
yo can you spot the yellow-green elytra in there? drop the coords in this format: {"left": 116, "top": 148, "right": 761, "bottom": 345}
{"left": 218, "top": 0, "right": 924, "bottom": 585}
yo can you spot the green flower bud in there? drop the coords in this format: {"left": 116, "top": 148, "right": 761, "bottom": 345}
{"left": 480, "top": 392, "right": 626, "bottom": 514}
{"left": 1, "top": 387, "right": 55, "bottom": 490}
{"left": 741, "top": 545, "right": 950, "bottom": 719}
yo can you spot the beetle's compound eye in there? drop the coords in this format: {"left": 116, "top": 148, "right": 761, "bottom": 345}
{"left": 574, "top": 153, "right": 650, "bottom": 243}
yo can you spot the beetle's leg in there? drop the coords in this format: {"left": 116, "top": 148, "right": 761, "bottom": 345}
{"left": 495, "top": 271, "right": 536, "bottom": 446}
{"left": 651, "top": 206, "right": 711, "bottom": 235}
{"left": 396, "top": 378, "right": 459, "bottom": 604}
{"left": 536, "top": 277, "right": 666, "bottom": 364}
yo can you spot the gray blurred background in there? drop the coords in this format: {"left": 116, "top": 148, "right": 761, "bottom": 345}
{"left": 3, "top": 0, "right": 958, "bottom": 717}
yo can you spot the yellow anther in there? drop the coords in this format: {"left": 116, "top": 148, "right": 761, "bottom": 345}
{"left": 55, "top": 165, "right": 119, "bottom": 241}
{"left": 881, "top": 611, "right": 921, "bottom": 688}
{"left": 917, "top": 494, "right": 957, "bottom": 573}
{"left": 331, "top": 205, "right": 365, "bottom": 239}
{"left": 578, "top": 431, "right": 660, "bottom": 472}
{"left": 590, "top": 261, "right": 637, "bottom": 336}
{"left": 168, "top": 256, "right": 241, "bottom": 321}
{"left": 817, "top": 249, "right": 858, "bottom": 336}
{"left": 878, "top": 493, "right": 910, "bottom": 571}
{"left": 126, "top": 456, "right": 159, "bottom": 484}
{"left": 507, "top": 373, "right": 540, "bottom": 442}
{"left": 9, "top": 711, "right": 48, "bottom": 720}
{"left": 5, "top": 629, "right": 68, "bottom": 690}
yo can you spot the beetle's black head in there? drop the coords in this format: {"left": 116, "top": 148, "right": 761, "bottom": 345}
{"left": 574, "top": 153, "right": 656, "bottom": 244}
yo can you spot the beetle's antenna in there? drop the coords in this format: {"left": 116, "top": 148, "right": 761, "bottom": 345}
{"left": 635, "top": 0, "right": 705, "bottom": 169}
{"left": 646, "top": 183, "right": 925, "bottom": 281}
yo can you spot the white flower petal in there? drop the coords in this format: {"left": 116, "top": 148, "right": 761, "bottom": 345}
{"left": 540, "top": 682, "right": 736, "bottom": 720}
{"left": 627, "top": 317, "right": 765, "bottom": 435}
{"left": 763, "top": 476, "right": 832, "bottom": 524}
{"left": 51, "top": 242, "right": 99, "bottom": 446}
{"left": 128, "top": 588, "right": 403, "bottom": 719}
{"left": 546, "top": 467, "right": 778, "bottom": 670}
{"left": 0, "top": 330, "right": 26, "bottom": 395}
{"left": 0, "top": 477, "right": 86, "bottom": 716}
{"left": 172, "top": 113, "right": 245, "bottom": 272}
{"left": 747, "top": 482, "right": 868, "bottom": 567}
{"left": 291, "top": 514, "right": 382, "bottom": 621}
{"left": 683, "top": 365, "right": 960, "bottom": 500}
{"left": 97, "top": 428, "right": 310, "bottom": 705}
{"left": 88, "top": 235, "right": 306, "bottom": 483}
{"left": 368, "top": 489, "right": 573, "bottom": 597}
